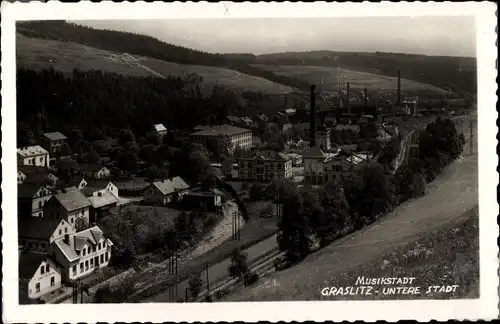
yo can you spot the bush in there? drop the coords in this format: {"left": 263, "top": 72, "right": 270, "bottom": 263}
{"left": 244, "top": 272, "right": 260, "bottom": 286}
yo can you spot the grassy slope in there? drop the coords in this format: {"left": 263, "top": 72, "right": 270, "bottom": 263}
{"left": 256, "top": 51, "right": 477, "bottom": 95}
{"left": 252, "top": 63, "right": 446, "bottom": 96}
{"left": 17, "top": 34, "right": 293, "bottom": 95}
{"left": 226, "top": 117, "right": 478, "bottom": 301}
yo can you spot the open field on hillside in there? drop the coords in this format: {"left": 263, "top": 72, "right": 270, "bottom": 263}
{"left": 17, "top": 34, "right": 293, "bottom": 95}
{"left": 251, "top": 64, "right": 447, "bottom": 96}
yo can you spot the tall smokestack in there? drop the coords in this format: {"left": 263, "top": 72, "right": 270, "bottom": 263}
{"left": 347, "top": 82, "right": 350, "bottom": 115}
{"left": 364, "top": 87, "right": 368, "bottom": 110}
{"left": 397, "top": 70, "right": 401, "bottom": 104}
{"left": 310, "top": 84, "right": 316, "bottom": 148}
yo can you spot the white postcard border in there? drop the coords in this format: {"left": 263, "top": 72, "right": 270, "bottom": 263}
{"left": 1, "top": 1, "right": 498, "bottom": 322}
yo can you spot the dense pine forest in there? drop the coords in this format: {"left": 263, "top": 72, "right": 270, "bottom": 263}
{"left": 16, "top": 67, "right": 243, "bottom": 145}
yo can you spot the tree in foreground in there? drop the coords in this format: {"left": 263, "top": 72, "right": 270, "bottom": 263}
{"left": 228, "top": 248, "right": 250, "bottom": 283}
{"left": 188, "top": 272, "right": 204, "bottom": 300}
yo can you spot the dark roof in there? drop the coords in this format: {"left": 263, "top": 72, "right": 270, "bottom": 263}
{"left": 18, "top": 166, "right": 55, "bottom": 185}
{"left": 54, "top": 189, "right": 91, "bottom": 211}
{"left": 190, "top": 124, "right": 251, "bottom": 137}
{"left": 18, "top": 218, "right": 63, "bottom": 240}
{"left": 18, "top": 183, "right": 46, "bottom": 199}
{"left": 239, "top": 150, "right": 290, "bottom": 161}
{"left": 43, "top": 132, "right": 67, "bottom": 141}
{"left": 303, "top": 146, "right": 326, "bottom": 159}
{"left": 80, "top": 164, "right": 107, "bottom": 173}
{"left": 18, "top": 252, "right": 47, "bottom": 279}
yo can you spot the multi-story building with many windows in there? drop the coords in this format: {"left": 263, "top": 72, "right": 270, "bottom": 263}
{"left": 190, "top": 124, "right": 252, "bottom": 153}
{"left": 17, "top": 145, "right": 50, "bottom": 167}
{"left": 238, "top": 150, "right": 292, "bottom": 181}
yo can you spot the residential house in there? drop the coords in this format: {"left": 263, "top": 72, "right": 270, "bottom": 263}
{"left": 143, "top": 176, "right": 190, "bottom": 206}
{"left": 19, "top": 252, "right": 62, "bottom": 300}
{"left": 182, "top": 188, "right": 225, "bottom": 212}
{"left": 19, "top": 218, "right": 76, "bottom": 252}
{"left": 18, "top": 182, "right": 54, "bottom": 218}
{"left": 43, "top": 187, "right": 91, "bottom": 228}
{"left": 324, "top": 151, "right": 368, "bottom": 182}
{"left": 87, "top": 192, "right": 119, "bottom": 224}
{"left": 303, "top": 146, "right": 329, "bottom": 185}
{"left": 240, "top": 116, "right": 253, "bottom": 126}
{"left": 335, "top": 117, "right": 360, "bottom": 132}
{"left": 48, "top": 226, "right": 113, "bottom": 282}
{"left": 17, "top": 145, "right": 50, "bottom": 167}
{"left": 226, "top": 116, "right": 242, "bottom": 125}
{"left": 70, "top": 175, "right": 88, "bottom": 190}
{"left": 150, "top": 124, "right": 168, "bottom": 140}
{"left": 79, "top": 164, "right": 111, "bottom": 180}
{"left": 238, "top": 150, "right": 293, "bottom": 181}
{"left": 324, "top": 115, "right": 337, "bottom": 128}
{"left": 357, "top": 114, "right": 375, "bottom": 125}
{"left": 190, "top": 124, "right": 253, "bottom": 153}
{"left": 286, "top": 153, "right": 303, "bottom": 166}
{"left": 18, "top": 165, "right": 59, "bottom": 187}
{"left": 304, "top": 147, "right": 368, "bottom": 185}
{"left": 81, "top": 180, "right": 119, "bottom": 198}
{"left": 41, "top": 132, "right": 67, "bottom": 155}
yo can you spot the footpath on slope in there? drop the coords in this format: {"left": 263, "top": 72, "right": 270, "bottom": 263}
{"left": 227, "top": 116, "right": 478, "bottom": 301}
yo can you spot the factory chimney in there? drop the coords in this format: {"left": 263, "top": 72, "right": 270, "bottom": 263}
{"left": 347, "top": 82, "right": 350, "bottom": 115}
{"left": 364, "top": 87, "right": 368, "bottom": 111}
{"left": 309, "top": 84, "right": 316, "bottom": 148}
{"left": 397, "top": 70, "right": 401, "bottom": 104}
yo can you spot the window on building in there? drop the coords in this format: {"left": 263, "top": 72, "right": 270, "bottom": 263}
{"left": 38, "top": 201, "right": 42, "bottom": 208}
{"left": 50, "top": 276, "right": 55, "bottom": 286}
{"left": 40, "top": 265, "right": 45, "bottom": 275}
{"left": 100, "top": 254, "right": 104, "bottom": 263}
{"left": 58, "top": 229, "right": 62, "bottom": 235}
{"left": 80, "top": 263, "right": 84, "bottom": 272}
{"left": 85, "top": 260, "right": 89, "bottom": 270}
{"left": 105, "top": 252, "right": 109, "bottom": 262}
{"left": 92, "top": 246, "right": 96, "bottom": 252}
{"left": 36, "top": 283, "right": 40, "bottom": 293}
{"left": 72, "top": 265, "right": 77, "bottom": 275}
{"left": 90, "top": 258, "right": 93, "bottom": 267}
{"left": 64, "top": 227, "right": 67, "bottom": 233}
{"left": 45, "top": 264, "right": 49, "bottom": 273}
{"left": 87, "top": 247, "right": 91, "bottom": 254}
{"left": 82, "top": 249, "right": 86, "bottom": 256}
{"left": 98, "top": 243, "right": 101, "bottom": 250}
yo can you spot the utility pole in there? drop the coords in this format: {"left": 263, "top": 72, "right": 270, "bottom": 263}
{"left": 469, "top": 119, "right": 474, "bottom": 156}
{"left": 206, "top": 264, "right": 210, "bottom": 293}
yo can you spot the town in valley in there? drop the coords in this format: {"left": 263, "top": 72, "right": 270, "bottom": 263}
{"left": 15, "top": 17, "right": 478, "bottom": 304}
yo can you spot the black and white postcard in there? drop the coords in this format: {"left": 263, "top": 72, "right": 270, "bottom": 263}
{"left": 1, "top": 1, "right": 498, "bottom": 322}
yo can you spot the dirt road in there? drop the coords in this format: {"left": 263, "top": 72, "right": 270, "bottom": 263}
{"left": 226, "top": 118, "right": 478, "bottom": 301}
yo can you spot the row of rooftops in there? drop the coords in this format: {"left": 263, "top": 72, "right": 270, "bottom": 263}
{"left": 150, "top": 176, "right": 190, "bottom": 196}
{"left": 238, "top": 149, "right": 291, "bottom": 162}
{"left": 19, "top": 225, "right": 114, "bottom": 280}
{"left": 302, "top": 146, "right": 369, "bottom": 165}
{"left": 191, "top": 124, "right": 252, "bottom": 137}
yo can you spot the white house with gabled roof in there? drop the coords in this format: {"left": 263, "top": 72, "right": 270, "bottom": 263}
{"left": 43, "top": 187, "right": 91, "bottom": 227}
{"left": 17, "top": 145, "right": 50, "bottom": 167}
{"left": 19, "top": 252, "right": 63, "bottom": 300}
{"left": 48, "top": 226, "right": 113, "bottom": 281}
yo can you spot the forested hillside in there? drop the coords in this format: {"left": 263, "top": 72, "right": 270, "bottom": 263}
{"left": 16, "top": 21, "right": 310, "bottom": 92}
{"left": 16, "top": 67, "right": 246, "bottom": 145}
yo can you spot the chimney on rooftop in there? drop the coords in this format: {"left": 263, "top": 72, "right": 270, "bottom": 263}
{"left": 397, "top": 70, "right": 401, "bottom": 104}
{"left": 309, "top": 84, "right": 316, "bottom": 148}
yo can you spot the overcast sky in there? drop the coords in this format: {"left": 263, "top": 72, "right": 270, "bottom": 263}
{"left": 76, "top": 17, "right": 476, "bottom": 57}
